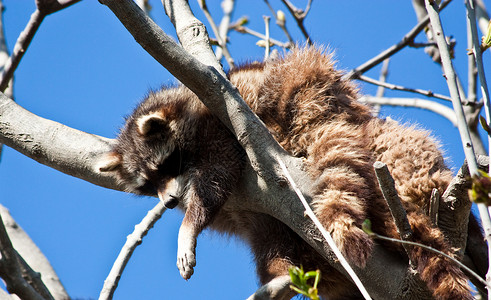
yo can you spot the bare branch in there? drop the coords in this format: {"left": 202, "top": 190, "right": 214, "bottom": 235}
{"left": 0, "top": 205, "right": 69, "bottom": 300}
{"left": 231, "top": 22, "right": 291, "bottom": 49}
{"left": 134, "top": 0, "right": 151, "bottom": 14}
{"left": 0, "top": 0, "right": 80, "bottom": 92}
{"left": 425, "top": 0, "right": 491, "bottom": 290}
{"left": 475, "top": 0, "right": 490, "bottom": 37}
{"left": 214, "top": 0, "right": 236, "bottom": 61}
{"left": 373, "top": 162, "right": 413, "bottom": 256}
{"left": 359, "top": 96, "right": 457, "bottom": 126}
{"left": 358, "top": 75, "right": 452, "bottom": 102}
{"left": 344, "top": 0, "right": 452, "bottom": 80}
{"left": 262, "top": 15, "right": 271, "bottom": 60}
{"left": 99, "top": 202, "right": 167, "bottom": 300}
{"left": 0, "top": 213, "right": 47, "bottom": 300}
{"left": 375, "top": 59, "right": 390, "bottom": 99}
{"left": 429, "top": 188, "right": 440, "bottom": 225}
{"left": 466, "top": 0, "right": 491, "bottom": 144}
{"left": 263, "top": 0, "right": 294, "bottom": 45}
{"left": 440, "top": 156, "right": 489, "bottom": 295}
{"left": 371, "top": 59, "right": 390, "bottom": 117}
{"left": 198, "top": 0, "right": 235, "bottom": 69}
{"left": 280, "top": 0, "right": 312, "bottom": 44}
{"left": 467, "top": 19, "right": 478, "bottom": 104}
{"left": 0, "top": 93, "right": 120, "bottom": 191}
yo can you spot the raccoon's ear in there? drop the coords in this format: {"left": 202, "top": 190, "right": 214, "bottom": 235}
{"left": 136, "top": 111, "right": 166, "bottom": 136}
{"left": 97, "top": 152, "right": 122, "bottom": 172}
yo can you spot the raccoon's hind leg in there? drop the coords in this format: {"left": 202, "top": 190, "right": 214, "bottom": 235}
{"left": 247, "top": 213, "right": 361, "bottom": 300}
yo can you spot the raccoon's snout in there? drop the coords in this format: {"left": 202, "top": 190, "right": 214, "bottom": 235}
{"left": 163, "top": 195, "right": 179, "bottom": 209}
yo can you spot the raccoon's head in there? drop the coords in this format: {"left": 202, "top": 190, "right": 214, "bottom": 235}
{"left": 98, "top": 90, "right": 194, "bottom": 209}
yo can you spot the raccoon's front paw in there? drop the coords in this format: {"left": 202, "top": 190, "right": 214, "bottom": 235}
{"left": 177, "top": 244, "right": 196, "bottom": 280}
{"left": 331, "top": 223, "right": 373, "bottom": 268}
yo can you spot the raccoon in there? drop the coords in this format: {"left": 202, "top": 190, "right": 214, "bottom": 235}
{"left": 98, "top": 47, "right": 477, "bottom": 299}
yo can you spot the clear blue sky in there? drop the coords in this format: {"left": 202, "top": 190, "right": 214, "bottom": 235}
{"left": 1, "top": 1, "right": 489, "bottom": 299}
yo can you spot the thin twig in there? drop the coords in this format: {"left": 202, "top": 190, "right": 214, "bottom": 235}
{"left": 277, "top": 158, "right": 372, "bottom": 300}
{"left": 231, "top": 22, "right": 291, "bottom": 49}
{"left": 99, "top": 202, "right": 167, "bottom": 300}
{"left": 214, "top": 0, "right": 235, "bottom": 61}
{"left": 0, "top": 10, "right": 43, "bottom": 92}
{"left": 263, "top": 15, "right": 271, "bottom": 60}
{"left": 369, "top": 232, "right": 489, "bottom": 290}
{"left": 344, "top": 0, "right": 452, "bottom": 80}
{"left": 467, "top": 18, "right": 478, "bottom": 104}
{"left": 466, "top": 0, "right": 491, "bottom": 149}
{"left": 408, "top": 41, "right": 438, "bottom": 48}
{"left": 263, "top": 0, "right": 294, "bottom": 45}
{"left": 372, "top": 59, "right": 390, "bottom": 117}
{"left": 198, "top": 0, "right": 235, "bottom": 69}
{"left": 425, "top": 0, "right": 479, "bottom": 174}
{"left": 375, "top": 59, "right": 390, "bottom": 98}
{"left": 280, "top": 0, "right": 312, "bottom": 44}
{"left": 0, "top": 0, "right": 80, "bottom": 92}
{"left": 359, "top": 96, "right": 457, "bottom": 126}
{"left": 358, "top": 75, "right": 452, "bottom": 102}
{"left": 135, "top": 0, "right": 151, "bottom": 14}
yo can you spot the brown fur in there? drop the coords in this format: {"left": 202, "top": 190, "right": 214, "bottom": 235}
{"left": 99, "top": 47, "right": 476, "bottom": 299}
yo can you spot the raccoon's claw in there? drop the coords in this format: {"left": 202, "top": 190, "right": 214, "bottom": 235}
{"left": 177, "top": 246, "right": 196, "bottom": 280}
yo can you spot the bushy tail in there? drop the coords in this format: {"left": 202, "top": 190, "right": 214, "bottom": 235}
{"left": 407, "top": 212, "right": 472, "bottom": 300}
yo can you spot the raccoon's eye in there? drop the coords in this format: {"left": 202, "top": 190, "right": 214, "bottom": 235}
{"left": 136, "top": 181, "right": 158, "bottom": 196}
{"left": 157, "top": 149, "right": 183, "bottom": 177}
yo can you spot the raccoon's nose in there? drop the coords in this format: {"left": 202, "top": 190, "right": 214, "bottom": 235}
{"left": 157, "top": 188, "right": 179, "bottom": 209}
{"left": 164, "top": 195, "right": 179, "bottom": 209}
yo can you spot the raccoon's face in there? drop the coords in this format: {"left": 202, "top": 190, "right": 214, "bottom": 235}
{"left": 98, "top": 105, "right": 189, "bottom": 209}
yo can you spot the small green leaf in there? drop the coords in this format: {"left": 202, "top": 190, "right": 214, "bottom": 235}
{"left": 468, "top": 170, "right": 491, "bottom": 206}
{"left": 481, "top": 20, "right": 491, "bottom": 51}
{"left": 362, "top": 219, "right": 374, "bottom": 235}
{"left": 479, "top": 116, "right": 491, "bottom": 136}
{"left": 288, "top": 266, "right": 321, "bottom": 300}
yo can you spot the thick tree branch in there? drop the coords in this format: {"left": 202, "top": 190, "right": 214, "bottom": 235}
{"left": 0, "top": 93, "right": 120, "bottom": 191}
{"left": 0, "top": 212, "right": 48, "bottom": 300}
{"left": 0, "top": 205, "right": 69, "bottom": 300}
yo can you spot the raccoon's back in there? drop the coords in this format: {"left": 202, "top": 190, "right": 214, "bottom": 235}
{"left": 230, "top": 47, "right": 372, "bottom": 157}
